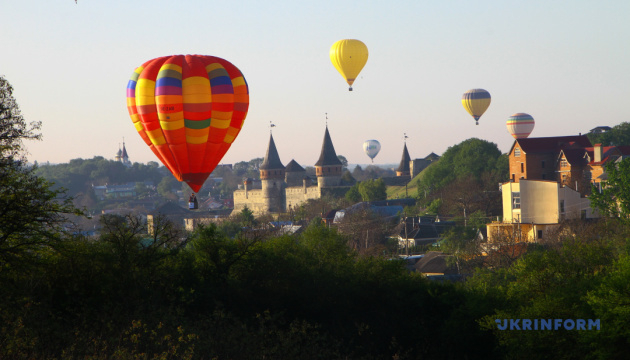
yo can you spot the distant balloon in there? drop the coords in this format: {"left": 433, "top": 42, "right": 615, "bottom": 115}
{"left": 507, "top": 113, "right": 535, "bottom": 139}
{"left": 363, "top": 140, "right": 381, "bottom": 163}
{"left": 462, "top": 89, "right": 491, "bottom": 125}
{"left": 330, "top": 39, "right": 368, "bottom": 91}
{"left": 126, "top": 54, "right": 249, "bottom": 193}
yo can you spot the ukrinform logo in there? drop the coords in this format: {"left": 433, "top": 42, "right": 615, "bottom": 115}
{"left": 495, "top": 319, "right": 600, "bottom": 331}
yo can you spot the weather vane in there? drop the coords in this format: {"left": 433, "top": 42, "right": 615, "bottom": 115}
{"left": 325, "top": 112, "right": 328, "bottom": 126}
{"left": 269, "top": 121, "right": 276, "bottom": 133}
{"left": 403, "top": 132, "right": 408, "bottom": 142}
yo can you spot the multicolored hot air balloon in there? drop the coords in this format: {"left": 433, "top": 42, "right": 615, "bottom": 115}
{"left": 126, "top": 54, "right": 249, "bottom": 193}
{"left": 462, "top": 89, "right": 491, "bottom": 125}
{"left": 363, "top": 139, "right": 381, "bottom": 163}
{"left": 506, "top": 113, "right": 535, "bottom": 139}
{"left": 330, "top": 39, "right": 368, "bottom": 91}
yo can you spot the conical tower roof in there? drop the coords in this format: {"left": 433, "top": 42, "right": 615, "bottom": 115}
{"left": 315, "top": 126, "right": 342, "bottom": 167}
{"left": 285, "top": 159, "right": 305, "bottom": 172}
{"left": 397, "top": 143, "right": 411, "bottom": 173}
{"left": 260, "top": 133, "right": 285, "bottom": 170}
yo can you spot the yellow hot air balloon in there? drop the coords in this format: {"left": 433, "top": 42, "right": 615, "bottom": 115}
{"left": 462, "top": 89, "right": 491, "bottom": 125}
{"left": 330, "top": 39, "right": 368, "bottom": 91}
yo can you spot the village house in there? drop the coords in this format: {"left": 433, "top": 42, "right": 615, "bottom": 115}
{"left": 488, "top": 134, "right": 630, "bottom": 243}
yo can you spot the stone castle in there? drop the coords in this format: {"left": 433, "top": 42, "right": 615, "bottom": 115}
{"left": 233, "top": 126, "right": 351, "bottom": 216}
{"left": 232, "top": 126, "right": 439, "bottom": 216}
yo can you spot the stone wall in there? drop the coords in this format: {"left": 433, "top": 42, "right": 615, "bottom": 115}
{"left": 233, "top": 188, "right": 267, "bottom": 215}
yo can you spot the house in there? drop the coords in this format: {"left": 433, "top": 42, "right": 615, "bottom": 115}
{"left": 397, "top": 216, "right": 456, "bottom": 248}
{"left": 488, "top": 135, "right": 630, "bottom": 243}
{"left": 413, "top": 251, "right": 458, "bottom": 277}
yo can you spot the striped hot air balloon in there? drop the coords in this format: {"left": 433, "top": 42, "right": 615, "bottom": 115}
{"left": 126, "top": 54, "right": 249, "bottom": 193}
{"left": 506, "top": 113, "right": 535, "bottom": 139}
{"left": 330, "top": 39, "right": 369, "bottom": 91}
{"left": 462, "top": 89, "right": 491, "bottom": 125}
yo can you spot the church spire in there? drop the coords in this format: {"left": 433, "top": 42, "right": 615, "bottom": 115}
{"left": 396, "top": 135, "right": 411, "bottom": 177}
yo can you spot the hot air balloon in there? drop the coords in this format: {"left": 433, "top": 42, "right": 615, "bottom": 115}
{"left": 363, "top": 139, "right": 381, "bottom": 163}
{"left": 507, "top": 113, "right": 535, "bottom": 139}
{"left": 462, "top": 89, "right": 491, "bottom": 125}
{"left": 330, "top": 39, "right": 368, "bottom": 91}
{"left": 126, "top": 54, "right": 249, "bottom": 193}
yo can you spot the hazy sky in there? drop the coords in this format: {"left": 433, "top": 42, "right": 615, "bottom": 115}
{"left": 2, "top": 0, "right": 629, "bottom": 168}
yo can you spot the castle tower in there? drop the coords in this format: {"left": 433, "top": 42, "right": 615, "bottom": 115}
{"left": 285, "top": 159, "right": 306, "bottom": 186}
{"left": 396, "top": 142, "right": 411, "bottom": 177}
{"left": 315, "top": 126, "right": 343, "bottom": 188}
{"left": 259, "top": 133, "right": 286, "bottom": 213}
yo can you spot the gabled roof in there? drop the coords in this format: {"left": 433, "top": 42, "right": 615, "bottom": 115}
{"left": 584, "top": 145, "right": 618, "bottom": 165}
{"left": 285, "top": 159, "right": 305, "bottom": 172}
{"left": 559, "top": 148, "right": 588, "bottom": 166}
{"left": 424, "top": 152, "right": 440, "bottom": 162}
{"left": 511, "top": 135, "right": 592, "bottom": 155}
{"left": 397, "top": 143, "right": 411, "bottom": 172}
{"left": 315, "top": 126, "right": 342, "bottom": 167}
{"left": 259, "top": 134, "right": 285, "bottom": 170}
{"left": 414, "top": 252, "right": 458, "bottom": 275}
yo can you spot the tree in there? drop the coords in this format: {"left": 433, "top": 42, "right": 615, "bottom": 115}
{"left": 358, "top": 178, "right": 387, "bottom": 202}
{"left": 345, "top": 184, "right": 362, "bottom": 203}
{"left": 590, "top": 159, "right": 630, "bottom": 224}
{"left": 0, "top": 76, "right": 80, "bottom": 266}
{"left": 337, "top": 155, "right": 348, "bottom": 171}
{"left": 587, "top": 122, "right": 630, "bottom": 147}
{"left": 420, "top": 138, "right": 506, "bottom": 192}
{"left": 239, "top": 206, "right": 255, "bottom": 227}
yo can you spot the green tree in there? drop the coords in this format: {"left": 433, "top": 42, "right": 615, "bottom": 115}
{"left": 345, "top": 183, "right": 361, "bottom": 203}
{"left": 587, "top": 122, "right": 630, "bottom": 147}
{"left": 239, "top": 206, "right": 255, "bottom": 227}
{"left": 590, "top": 159, "right": 630, "bottom": 224}
{"left": 358, "top": 178, "right": 387, "bottom": 202}
{"left": 157, "top": 175, "right": 178, "bottom": 200}
{"left": 421, "top": 138, "right": 505, "bottom": 192}
{"left": 0, "top": 76, "right": 80, "bottom": 266}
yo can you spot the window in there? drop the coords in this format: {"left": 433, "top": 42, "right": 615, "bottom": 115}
{"left": 537, "top": 230, "right": 543, "bottom": 239}
{"left": 521, "top": 163, "right": 524, "bottom": 172}
{"left": 560, "top": 200, "right": 565, "bottom": 213}
{"left": 514, "top": 148, "right": 521, "bottom": 157}
{"left": 512, "top": 174, "right": 515, "bottom": 182}
{"left": 561, "top": 158, "right": 568, "bottom": 167}
{"left": 512, "top": 192, "right": 521, "bottom": 209}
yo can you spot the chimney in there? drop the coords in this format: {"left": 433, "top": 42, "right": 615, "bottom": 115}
{"left": 594, "top": 144, "right": 603, "bottom": 163}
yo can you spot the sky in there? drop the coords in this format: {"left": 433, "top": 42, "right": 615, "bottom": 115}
{"left": 2, "top": 0, "right": 629, "bottom": 168}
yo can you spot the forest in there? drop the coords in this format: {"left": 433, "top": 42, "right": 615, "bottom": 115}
{"left": 3, "top": 74, "right": 630, "bottom": 359}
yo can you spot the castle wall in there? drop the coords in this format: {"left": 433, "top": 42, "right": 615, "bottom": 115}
{"left": 233, "top": 189, "right": 267, "bottom": 215}
{"left": 285, "top": 185, "right": 321, "bottom": 207}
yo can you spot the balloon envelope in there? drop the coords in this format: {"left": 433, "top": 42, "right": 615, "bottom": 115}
{"left": 507, "top": 113, "right": 535, "bottom": 139}
{"left": 462, "top": 89, "right": 491, "bottom": 125}
{"left": 126, "top": 54, "right": 249, "bottom": 193}
{"left": 330, "top": 39, "right": 368, "bottom": 91}
{"left": 363, "top": 140, "right": 381, "bottom": 162}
